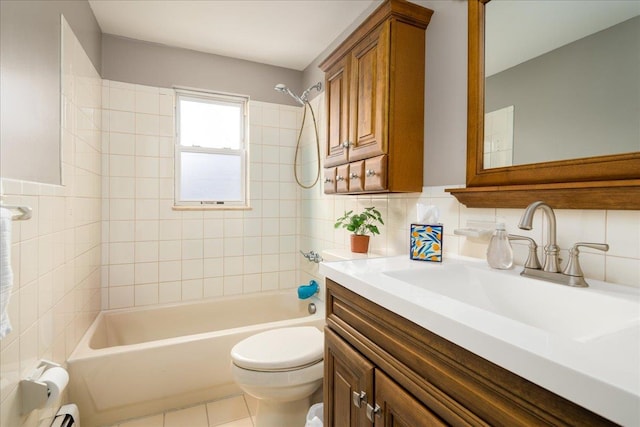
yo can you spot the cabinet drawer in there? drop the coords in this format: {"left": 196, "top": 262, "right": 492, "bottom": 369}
{"left": 336, "top": 164, "right": 350, "bottom": 193}
{"left": 348, "top": 161, "right": 365, "bottom": 192}
{"left": 324, "top": 168, "right": 336, "bottom": 194}
{"left": 364, "top": 155, "right": 387, "bottom": 191}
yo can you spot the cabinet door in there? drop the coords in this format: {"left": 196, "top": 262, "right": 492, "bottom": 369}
{"left": 373, "top": 371, "right": 447, "bottom": 427}
{"left": 325, "top": 57, "right": 351, "bottom": 168}
{"left": 325, "top": 329, "right": 374, "bottom": 427}
{"left": 349, "top": 21, "right": 389, "bottom": 163}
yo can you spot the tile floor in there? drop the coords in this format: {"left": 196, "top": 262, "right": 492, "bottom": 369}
{"left": 111, "top": 394, "right": 257, "bottom": 427}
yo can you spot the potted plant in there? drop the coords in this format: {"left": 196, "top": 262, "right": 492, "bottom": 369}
{"left": 334, "top": 207, "right": 384, "bottom": 253}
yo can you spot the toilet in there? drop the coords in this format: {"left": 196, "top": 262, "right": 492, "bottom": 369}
{"left": 230, "top": 326, "right": 324, "bottom": 427}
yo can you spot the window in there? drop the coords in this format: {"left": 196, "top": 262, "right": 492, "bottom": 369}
{"left": 175, "top": 89, "right": 249, "bottom": 207}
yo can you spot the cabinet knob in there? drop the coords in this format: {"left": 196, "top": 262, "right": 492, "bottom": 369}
{"left": 336, "top": 175, "right": 345, "bottom": 181}
{"left": 324, "top": 178, "right": 333, "bottom": 184}
{"left": 349, "top": 172, "right": 359, "bottom": 179}
{"left": 352, "top": 390, "right": 367, "bottom": 408}
{"left": 366, "top": 403, "right": 381, "bottom": 422}
{"left": 342, "top": 140, "right": 352, "bottom": 149}
{"left": 366, "top": 169, "right": 376, "bottom": 177}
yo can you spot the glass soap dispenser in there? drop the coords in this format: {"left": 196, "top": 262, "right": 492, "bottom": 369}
{"left": 487, "top": 223, "right": 513, "bottom": 269}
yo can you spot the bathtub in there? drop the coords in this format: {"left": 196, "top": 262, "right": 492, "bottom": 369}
{"left": 67, "top": 291, "right": 325, "bottom": 427}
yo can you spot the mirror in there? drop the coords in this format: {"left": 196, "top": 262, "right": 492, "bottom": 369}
{"left": 484, "top": 1, "right": 639, "bottom": 169}
{"left": 447, "top": 0, "right": 640, "bottom": 210}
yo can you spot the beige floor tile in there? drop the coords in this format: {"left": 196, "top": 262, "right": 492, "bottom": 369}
{"left": 216, "top": 417, "right": 254, "bottom": 427}
{"left": 165, "top": 404, "right": 209, "bottom": 427}
{"left": 206, "top": 395, "right": 250, "bottom": 426}
{"left": 118, "top": 414, "right": 164, "bottom": 427}
{"left": 243, "top": 394, "right": 258, "bottom": 416}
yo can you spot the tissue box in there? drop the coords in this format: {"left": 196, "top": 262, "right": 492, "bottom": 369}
{"left": 410, "top": 224, "right": 443, "bottom": 262}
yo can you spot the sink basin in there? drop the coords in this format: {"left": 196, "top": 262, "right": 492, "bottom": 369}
{"left": 383, "top": 262, "right": 640, "bottom": 342}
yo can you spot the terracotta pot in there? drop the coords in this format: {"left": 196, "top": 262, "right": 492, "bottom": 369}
{"left": 350, "top": 235, "right": 370, "bottom": 253}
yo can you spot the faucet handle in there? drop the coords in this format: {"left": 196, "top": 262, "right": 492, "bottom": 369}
{"left": 562, "top": 242, "right": 610, "bottom": 287}
{"left": 508, "top": 234, "right": 542, "bottom": 270}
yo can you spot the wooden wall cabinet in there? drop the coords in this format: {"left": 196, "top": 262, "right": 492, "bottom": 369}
{"left": 325, "top": 279, "right": 616, "bottom": 426}
{"left": 320, "top": 0, "right": 433, "bottom": 195}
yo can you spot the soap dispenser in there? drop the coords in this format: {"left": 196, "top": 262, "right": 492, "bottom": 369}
{"left": 487, "top": 223, "right": 513, "bottom": 269}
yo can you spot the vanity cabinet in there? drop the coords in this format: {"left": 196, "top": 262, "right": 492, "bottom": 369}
{"left": 326, "top": 329, "right": 445, "bottom": 427}
{"left": 324, "top": 279, "right": 616, "bottom": 426}
{"left": 319, "top": 0, "right": 432, "bottom": 195}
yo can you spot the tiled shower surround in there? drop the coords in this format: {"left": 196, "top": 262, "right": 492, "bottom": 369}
{"left": 101, "top": 82, "right": 303, "bottom": 308}
{"left": 1, "top": 18, "right": 639, "bottom": 427}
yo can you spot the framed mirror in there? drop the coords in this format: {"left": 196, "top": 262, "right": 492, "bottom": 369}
{"left": 448, "top": 0, "right": 640, "bottom": 210}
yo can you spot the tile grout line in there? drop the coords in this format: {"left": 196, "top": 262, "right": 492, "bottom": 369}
{"left": 241, "top": 395, "right": 255, "bottom": 427}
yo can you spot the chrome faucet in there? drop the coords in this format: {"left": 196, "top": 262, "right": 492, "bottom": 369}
{"left": 518, "top": 201, "right": 560, "bottom": 273}
{"left": 300, "top": 250, "right": 323, "bottom": 263}
{"left": 516, "top": 201, "right": 609, "bottom": 287}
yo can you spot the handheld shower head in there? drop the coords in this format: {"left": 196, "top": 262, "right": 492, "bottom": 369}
{"left": 274, "top": 83, "right": 304, "bottom": 105}
{"left": 300, "top": 82, "right": 323, "bottom": 103}
{"left": 274, "top": 82, "right": 323, "bottom": 105}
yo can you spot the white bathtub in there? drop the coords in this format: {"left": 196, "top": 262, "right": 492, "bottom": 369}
{"left": 67, "top": 291, "right": 325, "bottom": 427}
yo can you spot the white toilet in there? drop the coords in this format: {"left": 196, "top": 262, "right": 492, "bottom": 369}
{"left": 230, "top": 326, "right": 324, "bottom": 427}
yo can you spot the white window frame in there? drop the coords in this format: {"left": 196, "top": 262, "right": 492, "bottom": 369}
{"left": 174, "top": 88, "right": 249, "bottom": 208}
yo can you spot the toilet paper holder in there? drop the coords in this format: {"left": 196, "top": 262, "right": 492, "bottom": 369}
{"left": 20, "top": 360, "right": 64, "bottom": 415}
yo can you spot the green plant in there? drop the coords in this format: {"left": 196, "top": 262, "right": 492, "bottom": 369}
{"left": 334, "top": 207, "right": 384, "bottom": 236}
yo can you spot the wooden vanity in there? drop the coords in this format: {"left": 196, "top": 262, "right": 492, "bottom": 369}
{"left": 324, "top": 279, "right": 617, "bottom": 426}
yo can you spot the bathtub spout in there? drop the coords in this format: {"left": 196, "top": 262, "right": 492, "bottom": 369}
{"left": 297, "top": 280, "right": 319, "bottom": 299}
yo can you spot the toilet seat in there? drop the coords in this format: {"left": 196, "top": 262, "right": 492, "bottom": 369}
{"left": 231, "top": 327, "right": 323, "bottom": 372}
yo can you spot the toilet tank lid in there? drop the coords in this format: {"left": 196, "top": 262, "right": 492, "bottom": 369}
{"left": 231, "top": 326, "right": 324, "bottom": 371}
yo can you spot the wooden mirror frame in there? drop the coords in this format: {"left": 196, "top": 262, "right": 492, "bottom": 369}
{"left": 447, "top": 0, "right": 640, "bottom": 210}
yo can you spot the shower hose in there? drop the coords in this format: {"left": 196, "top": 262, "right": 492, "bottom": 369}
{"left": 294, "top": 101, "right": 321, "bottom": 189}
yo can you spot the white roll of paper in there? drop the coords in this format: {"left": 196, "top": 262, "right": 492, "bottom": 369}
{"left": 39, "top": 367, "right": 69, "bottom": 407}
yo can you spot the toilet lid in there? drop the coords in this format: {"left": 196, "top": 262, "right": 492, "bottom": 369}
{"left": 231, "top": 327, "right": 324, "bottom": 371}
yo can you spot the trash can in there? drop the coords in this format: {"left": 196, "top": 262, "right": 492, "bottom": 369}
{"left": 305, "top": 402, "right": 324, "bottom": 427}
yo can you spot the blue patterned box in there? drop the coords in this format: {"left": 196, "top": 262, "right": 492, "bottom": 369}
{"left": 410, "top": 224, "right": 443, "bottom": 262}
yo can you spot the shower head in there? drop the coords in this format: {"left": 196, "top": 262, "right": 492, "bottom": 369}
{"left": 300, "top": 82, "right": 322, "bottom": 104}
{"left": 274, "top": 82, "right": 323, "bottom": 106}
{"left": 274, "top": 83, "right": 304, "bottom": 105}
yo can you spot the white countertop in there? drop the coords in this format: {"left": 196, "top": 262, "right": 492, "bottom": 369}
{"left": 320, "top": 255, "right": 640, "bottom": 426}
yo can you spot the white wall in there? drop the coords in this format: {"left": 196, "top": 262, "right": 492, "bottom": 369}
{"left": 0, "top": 20, "right": 102, "bottom": 427}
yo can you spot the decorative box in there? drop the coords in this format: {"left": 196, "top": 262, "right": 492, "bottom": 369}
{"left": 410, "top": 223, "right": 443, "bottom": 262}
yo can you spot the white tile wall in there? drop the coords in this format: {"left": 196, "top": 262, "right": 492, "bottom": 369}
{"left": 102, "top": 85, "right": 303, "bottom": 309}
{"left": 1, "top": 20, "right": 102, "bottom": 427}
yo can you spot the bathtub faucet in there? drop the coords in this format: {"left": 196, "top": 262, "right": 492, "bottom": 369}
{"left": 300, "top": 250, "right": 323, "bottom": 263}
{"left": 298, "top": 280, "right": 319, "bottom": 299}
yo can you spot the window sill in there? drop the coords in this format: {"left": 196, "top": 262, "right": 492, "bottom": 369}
{"left": 172, "top": 205, "right": 251, "bottom": 211}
